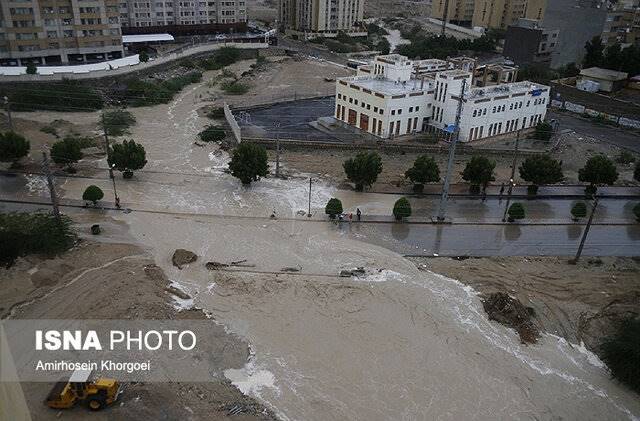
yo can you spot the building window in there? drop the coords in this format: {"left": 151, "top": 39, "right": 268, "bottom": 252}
{"left": 391, "top": 110, "right": 395, "bottom": 115}
{"left": 416, "top": 106, "right": 420, "bottom": 111}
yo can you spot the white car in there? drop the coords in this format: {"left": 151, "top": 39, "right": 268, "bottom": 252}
{"left": 215, "top": 34, "right": 226, "bottom": 40}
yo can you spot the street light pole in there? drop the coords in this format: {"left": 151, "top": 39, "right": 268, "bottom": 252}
{"left": 3, "top": 96, "right": 13, "bottom": 131}
{"left": 275, "top": 122, "right": 281, "bottom": 178}
{"left": 101, "top": 110, "right": 114, "bottom": 179}
{"left": 111, "top": 164, "right": 120, "bottom": 209}
{"left": 502, "top": 130, "right": 521, "bottom": 222}
{"left": 308, "top": 177, "right": 312, "bottom": 217}
{"left": 41, "top": 150, "right": 61, "bottom": 222}
{"left": 571, "top": 197, "right": 599, "bottom": 264}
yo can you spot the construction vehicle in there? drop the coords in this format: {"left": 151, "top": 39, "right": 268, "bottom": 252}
{"left": 46, "top": 369, "right": 120, "bottom": 411}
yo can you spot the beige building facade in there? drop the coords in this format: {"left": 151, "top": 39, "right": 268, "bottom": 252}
{"left": 279, "top": 0, "right": 366, "bottom": 39}
{"left": 431, "top": 0, "right": 547, "bottom": 30}
{"left": 119, "top": 0, "right": 247, "bottom": 28}
{"left": 0, "top": 0, "right": 124, "bottom": 66}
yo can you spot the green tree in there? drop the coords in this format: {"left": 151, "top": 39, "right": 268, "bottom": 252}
{"left": 507, "top": 203, "right": 525, "bottom": 222}
{"left": 393, "top": 197, "right": 412, "bottom": 221}
{"left": 325, "top": 198, "right": 343, "bottom": 219}
{"left": 82, "top": 185, "right": 104, "bottom": 206}
{"left": 405, "top": 155, "right": 440, "bottom": 192}
{"left": 616, "top": 150, "right": 636, "bottom": 165}
{"left": 578, "top": 155, "right": 619, "bottom": 195}
{"left": 102, "top": 109, "right": 136, "bottom": 136}
{"left": 462, "top": 156, "right": 495, "bottom": 192}
{"left": 603, "top": 43, "right": 623, "bottom": 71}
{"left": 571, "top": 202, "right": 587, "bottom": 220}
{"left": 25, "top": 62, "right": 37, "bottom": 75}
{"left": 376, "top": 38, "right": 391, "bottom": 55}
{"left": 518, "top": 155, "right": 564, "bottom": 195}
{"left": 343, "top": 151, "right": 383, "bottom": 191}
{"left": 51, "top": 138, "right": 82, "bottom": 172}
{"left": 108, "top": 139, "right": 147, "bottom": 178}
{"left": 228, "top": 142, "right": 268, "bottom": 185}
{"left": 198, "top": 125, "right": 226, "bottom": 142}
{"left": 139, "top": 50, "right": 149, "bottom": 62}
{"left": 0, "top": 131, "right": 30, "bottom": 167}
{"left": 601, "top": 318, "right": 640, "bottom": 393}
{"left": 215, "top": 46, "right": 241, "bottom": 66}
{"left": 583, "top": 36, "right": 604, "bottom": 68}
{"left": 533, "top": 121, "right": 553, "bottom": 142}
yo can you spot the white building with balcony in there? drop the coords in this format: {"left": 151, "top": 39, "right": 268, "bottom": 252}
{"left": 334, "top": 54, "right": 550, "bottom": 142}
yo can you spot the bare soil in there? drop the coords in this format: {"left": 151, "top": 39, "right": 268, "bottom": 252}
{"left": 1, "top": 237, "right": 275, "bottom": 421}
{"left": 411, "top": 256, "right": 640, "bottom": 355}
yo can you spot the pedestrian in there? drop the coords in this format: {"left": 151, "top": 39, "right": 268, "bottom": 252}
{"left": 481, "top": 188, "right": 487, "bottom": 202}
{"left": 349, "top": 212, "right": 353, "bottom": 224}
{"left": 356, "top": 208, "right": 361, "bottom": 221}
{"left": 499, "top": 183, "right": 505, "bottom": 202}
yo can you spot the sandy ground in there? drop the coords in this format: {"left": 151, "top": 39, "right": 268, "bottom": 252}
{"left": 413, "top": 256, "right": 640, "bottom": 352}
{"left": 1, "top": 215, "right": 276, "bottom": 421}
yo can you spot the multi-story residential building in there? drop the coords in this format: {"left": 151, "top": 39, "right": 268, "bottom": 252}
{"left": 503, "top": 18, "right": 559, "bottom": 68}
{"left": 601, "top": 1, "right": 640, "bottom": 48}
{"left": 119, "top": 0, "right": 247, "bottom": 28}
{"left": 334, "top": 54, "right": 550, "bottom": 141}
{"left": 0, "top": 0, "right": 124, "bottom": 66}
{"left": 431, "top": 0, "right": 546, "bottom": 30}
{"left": 279, "top": 0, "right": 366, "bottom": 39}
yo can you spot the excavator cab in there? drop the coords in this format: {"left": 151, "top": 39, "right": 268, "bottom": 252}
{"left": 46, "top": 369, "right": 120, "bottom": 411}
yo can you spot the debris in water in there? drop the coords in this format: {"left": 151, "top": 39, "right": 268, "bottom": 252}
{"left": 172, "top": 249, "right": 198, "bottom": 269}
{"left": 206, "top": 261, "right": 229, "bottom": 270}
{"left": 482, "top": 292, "right": 539, "bottom": 344}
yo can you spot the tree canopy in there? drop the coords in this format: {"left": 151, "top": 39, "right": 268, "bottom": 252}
{"left": 578, "top": 155, "right": 619, "bottom": 186}
{"left": 393, "top": 197, "right": 412, "bottom": 221}
{"left": 519, "top": 155, "right": 564, "bottom": 187}
{"left": 0, "top": 131, "right": 30, "bottom": 164}
{"left": 601, "top": 317, "right": 640, "bottom": 394}
{"left": 228, "top": 142, "right": 269, "bottom": 185}
{"left": 325, "top": 198, "right": 343, "bottom": 219}
{"left": 51, "top": 137, "right": 82, "bottom": 170}
{"left": 462, "top": 156, "right": 495, "bottom": 189}
{"left": 343, "top": 151, "right": 383, "bottom": 191}
{"left": 108, "top": 139, "right": 147, "bottom": 177}
{"left": 405, "top": 155, "right": 440, "bottom": 186}
{"left": 583, "top": 36, "right": 640, "bottom": 76}
{"left": 533, "top": 121, "right": 553, "bottom": 142}
{"left": 82, "top": 185, "right": 104, "bottom": 205}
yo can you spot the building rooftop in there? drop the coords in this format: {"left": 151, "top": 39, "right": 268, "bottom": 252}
{"left": 580, "top": 67, "right": 629, "bottom": 81}
{"left": 468, "top": 81, "right": 548, "bottom": 99}
{"left": 341, "top": 75, "right": 432, "bottom": 96}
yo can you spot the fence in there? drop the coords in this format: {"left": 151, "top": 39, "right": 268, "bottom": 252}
{"left": 551, "top": 99, "right": 640, "bottom": 130}
{"left": 0, "top": 41, "right": 268, "bottom": 82}
{"left": 224, "top": 102, "right": 241, "bottom": 143}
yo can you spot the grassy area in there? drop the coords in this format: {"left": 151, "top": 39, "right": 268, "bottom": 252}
{"left": 122, "top": 71, "right": 202, "bottom": 107}
{"left": 2, "top": 80, "right": 103, "bottom": 112}
{"left": 221, "top": 81, "right": 249, "bottom": 95}
{"left": 198, "top": 125, "right": 226, "bottom": 142}
{"left": 207, "top": 107, "right": 225, "bottom": 119}
{"left": 0, "top": 212, "right": 76, "bottom": 267}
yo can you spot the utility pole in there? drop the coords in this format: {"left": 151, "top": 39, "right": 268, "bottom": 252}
{"left": 3, "top": 96, "right": 13, "bottom": 131}
{"left": 275, "top": 122, "right": 281, "bottom": 178}
{"left": 101, "top": 110, "right": 114, "bottom": 179}
{"left": 41, "top": 150, "right": 61, "bottom": 222}
{"left": 308, "top": 177, "right": 312, "bottom": 217}
{"left": 502, "top": 130, "right": 521, "bottom": 222}
{"left": 436, "top": 78, "right": 467, "bottom": 222}
{"left": 571, "top": 198, "right": 599, "bottom": 264}
{"left": 441, "top": 0, "right": 450, "bottom": 37}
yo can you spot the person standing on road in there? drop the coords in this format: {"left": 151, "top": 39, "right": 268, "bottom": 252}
{"left": 348, "top": 213, "right": 353, "bottom": 224}
{"left": 499, "top": 183, "right": 505, "bottom": 202}
{"left": 356, "top": 208, "right": 362, "bottom": 221}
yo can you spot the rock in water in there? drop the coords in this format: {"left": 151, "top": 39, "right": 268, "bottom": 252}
{"left": 482, "top": 292, "right": 539, "bottom": 344}
{"left": 172, "top": 249, "right": 198, "bottom": 269}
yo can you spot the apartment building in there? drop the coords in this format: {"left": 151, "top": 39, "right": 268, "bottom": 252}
{"left": 601, "top": 1, "right": 640, "bottom": 48}
{"left": 0, "top": 0, "right": 124, "bottom": 66}
{"left": 334, "top": 54, "right": 550, "bottom": 141}
{"left": 279, "top": 0, "right": 366, "bottom": 39}
{"left": 431, "top": 0, "right": 546, "bottom": 30}
{"left": 119, "top": 0, "right": 246, "bottom": 28}
{"left": 503, "top": 18, "right": 559, "bottom": 68}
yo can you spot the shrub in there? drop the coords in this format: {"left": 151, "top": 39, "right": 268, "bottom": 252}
{"left": 50, "top": 138, "right": 82, "bottom": 171}
{"left": 633, "top": 203, "right": 640, "bottom": 222}
{"left": 616, "top": 150, "right": 636, "bottom": 165}
{"left": 0, "top": 212, "right": 75, "bottom": 267}
{"left": 325, "top": 198, "right": 343, "bottom": 219}
{"left": 571, "top": 202, "right": 587, "bottom": 220}
{"left": 519, "top": 155, "right": 564, "bottom": 195}
{"left": 82, "top": 185, "right": 104, "bottom": 205}
{"left": 207, "top": 107, "right": 225, "bottom": 119}
{"left": 600, "top": 317, "right": 640, "bottom": 393}
{"left": 221, "top": 81, "right": 249, "bottom": 95}
{"left": 123, "top": 71, "right": 202, "bottom": 107}
{"left": 507, "top": 203, "right": 525, "bottom": 221}
{"left": 462, "top": 156, "right": 495, "bottom": 191}
{"left": 108, "top": 139, "right": 147, "bottom": 178}
{"left": 343, "top": 151, "right": 383, "bottom": 191}
{"left": 533, "top": 121, "right": 553, "bottom": 141}
{"left": 199, "top": 125, "right": 226, "bottom": 142}
{"left": 139, "top": 50, "right": 149, "bottom": 63}
{"left": 393, "top": 197, "right": 412, "bottom": 221}
{"left": 405, "top": 155, "right": 440, "bottom": 192}
{"left": 102, "top": 109, "right": 136, "bottom": 136}
{"left": 26, "top": 62, "right": 37, "bottom": 75}
{"left": 215, "top": 47, "right": 241, "bottom": 66}
{"left": 228, "top": 143, "right": 268, "bottom": 185}
{"left": 5, "top": 80, "right": 103, "bottom": 111}
{"left": 0, "top": 132, "right": 30, "bottom": 166}
{"left": 40, "top": 125, "right": 58, "bottom": 137}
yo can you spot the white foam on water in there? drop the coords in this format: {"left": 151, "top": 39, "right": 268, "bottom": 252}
{"left": 25, "top": 174, "right": 48, "bottom": 196}
{"left": 167, "top": 280, "right": 195, "bottom": 311}
{"left": 224, "top": 358, "right": 278, "bottom": 398}
{"left": 355, "top": 268, "right": 407, "bottom": 283}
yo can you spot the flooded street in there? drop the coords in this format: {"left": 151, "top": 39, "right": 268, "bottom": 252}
{"left": 8, "top": 63, "right": 640, "bottom": 420}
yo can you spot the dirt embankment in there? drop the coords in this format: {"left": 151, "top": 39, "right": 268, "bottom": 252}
{"left": 413, "top": 256, "right": 640, "bottom": 355}
{"left": 1, "top": 241, "right": 276, "bottom": 421}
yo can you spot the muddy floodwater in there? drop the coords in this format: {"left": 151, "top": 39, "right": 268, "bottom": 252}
{"left": 21, "top": 62, "right": 640, "bottom": 420}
